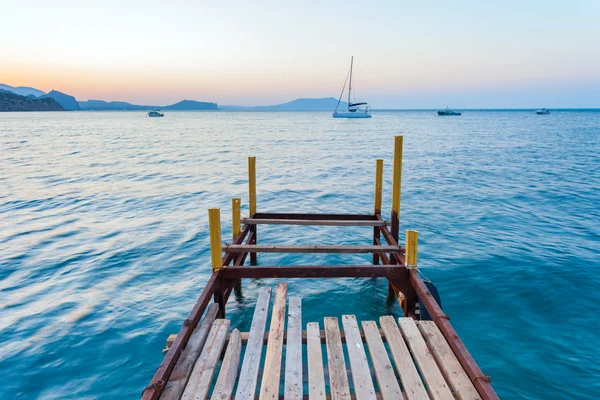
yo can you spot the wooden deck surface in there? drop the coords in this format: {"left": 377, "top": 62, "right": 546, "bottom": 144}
{"left": 160, "top": 284, "right": 481, "bottom": 400}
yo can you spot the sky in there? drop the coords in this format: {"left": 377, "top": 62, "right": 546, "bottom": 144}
{"left": 1, "top": 0, "right": 599, "bottom": 108}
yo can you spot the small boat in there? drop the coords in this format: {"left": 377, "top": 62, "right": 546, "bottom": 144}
{"left": 148, "top": 110, "right": 164, "bottom": 117}
{"left": 437, "top": 107, "right": 461, "bottom": 116}
{"left": 536, "top": 108, "right": 550, "bottom": 115}
{"left": 333, "top": 57, "right": 372, "bottom": 118}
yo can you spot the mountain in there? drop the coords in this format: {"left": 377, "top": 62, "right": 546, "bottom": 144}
{"left": 0, "top": 90, "right": 64, "bottom": 111}
{"left": 0, "top": 84, "right": 46, "bottom": 98}
{"left": 162, "top": 100, "right": 218, "bottom": 110}
{"left": 79, "top": 100, "right": 155, "bottom": 110}
{"left": 221, "top": 97, "right": 348, "bottom": 111}
{"left": 40, "top": 90, "right": 81, "bottom": 110}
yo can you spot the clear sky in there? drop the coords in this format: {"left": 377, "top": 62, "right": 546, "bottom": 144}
{"left": 2, "top": 0, "right": 599, "bottom": 108}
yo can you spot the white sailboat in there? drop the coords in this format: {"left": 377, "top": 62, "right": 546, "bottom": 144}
{"left": 333, "top": 57, "right": 372, "bottom": 118}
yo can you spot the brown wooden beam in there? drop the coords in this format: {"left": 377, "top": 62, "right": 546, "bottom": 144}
{"left": 222, "top": 244, "right": 404, "bottom": 254}
{"left": 243, "top": 218, "right": 388, "bottom": 227}
{"left": 252, "top": 212, "right": 378, "bottom": 221}
{"left": 222, "top": 265, "right": 405, "bottom": 279}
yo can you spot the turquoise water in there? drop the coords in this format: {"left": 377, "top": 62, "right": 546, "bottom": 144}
{"left": 1, "top": 111, "right": 598, "bottom": 399}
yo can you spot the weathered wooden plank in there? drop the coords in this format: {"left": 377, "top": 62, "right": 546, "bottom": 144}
{"left": 284, "top": 297, "right": 302, "bottom": 400}
{"left": 307, "top": 322, "right": 326, "bottom": 400}
{"left": 243, "top": 218, "right": 388, "bottom": 227}
{"left": 160, "top": 303, "right": 219, "bottom": 400}
{"left": 324, "top": 317, "right": 351, "bottom": 400}
{"left": 361, "top": 321, "right": 402, "bottom": 400}
{"left": 341, "top": 315, "right": 376, "bottom": 400}
{"left": 379, "top": 316, "right": 428, "bottom": 400}
{"left": 397, "top": 318, "right": 453, "bottom": 400}
{"left": 181, "top": 319, "right": 230, "bottom": 400}
{"left": 260, "top": 283, "right": 288, "bottom": 399}
{"left": 167, "top": 327, "right": 392, "bottom": 347}
{"left": 235, "top": 287, "right": 273, "bottom": 400}
{"left": 222, "top": 245, "right": 402, "bottom": 254}
{"left": 211, "top": 328, "right": 242, "bottom": 400}
{"left": 418, "top": 321, "right": 482, "bottom": 400}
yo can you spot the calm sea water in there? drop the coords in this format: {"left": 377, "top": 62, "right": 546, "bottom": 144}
{"left": 1, "top": 110, "right": 599, "bottom": 399}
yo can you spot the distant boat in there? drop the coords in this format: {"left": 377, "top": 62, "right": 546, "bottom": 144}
{"left": 437, "top": 107, "right": 461, "bottom": 116}
{"left": 333, "top": 57, "right": 372, "bottom": 118}
{"left": 536, "top": 108, "right": 550, "bottom": 115}
{"left": 148, "top": 110, "right": 164, "bottom": 117}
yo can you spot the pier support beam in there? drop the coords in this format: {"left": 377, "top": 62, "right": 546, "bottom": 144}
{"left": 373, "top": 159, "right": 383, "bottom": 265}
{"left": 209, "top": 208, "right": 226, "bottom": 317}
{"left": 390, "top": 136, "right": 403, "bottom": 296}
{"left": 232, "top": 198, "right": 242, "bottom": 293}
{"left": 404, "top": 230, "right": 418, "bottom": 318}
{"left": 248, "top": 157, "right": 258, "bottom": 265}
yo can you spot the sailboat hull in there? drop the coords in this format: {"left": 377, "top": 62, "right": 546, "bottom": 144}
{"left": 333, "top": 112, "right": 372, "bottom": 118}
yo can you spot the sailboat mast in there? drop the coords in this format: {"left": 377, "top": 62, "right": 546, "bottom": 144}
{"left": 348, "top": 56, "right": 353, "bottom": 110}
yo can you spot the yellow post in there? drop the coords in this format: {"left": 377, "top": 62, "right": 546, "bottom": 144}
{"left": 391, "top": 136, "right": 403, "bottom": 240}
{"left": 232, "top": 198, "right": 241, "bottom": 240}
{"left": 374, "top": 159, "right": 383, "bottom": 214}
{"left": 405, "top": 230, "right": 418, "bottom": 269}
{"left": 248, "top": 157, "right": 256, "bottom": 216}
{"left": 208, "top": 208, "right": 222, "bottom": 271}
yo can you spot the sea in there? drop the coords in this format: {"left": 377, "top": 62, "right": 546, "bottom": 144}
{"left": 1, "top": 110, "right": 599, "bottom": 399}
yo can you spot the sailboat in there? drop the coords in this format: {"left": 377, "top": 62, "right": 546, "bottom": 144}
{"left": 333, "top": 57, "right": 372, "bottom": 118}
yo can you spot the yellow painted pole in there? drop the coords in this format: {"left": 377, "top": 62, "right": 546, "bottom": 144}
{"left": 248, "top": 157, "right": 256, "bottom": 216}
{"left": 208, "top": 208, "right": 222, "bottom": 271}
{"left": 405, "top": 230, "right": 418, "bottom": 268}
{"left": 374, "top": 159, "right": 383, "bottom": 214}
{"left": 232, "top": 198, "right": 241, "bottom": 240}
{"left": 391, "top": 136, "right": 403, "bottom": 241}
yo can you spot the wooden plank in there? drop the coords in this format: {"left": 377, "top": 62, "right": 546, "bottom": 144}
{"left": 243, "top": 218, "right": 388, "bottom": 227}
{"left": 181, "top": 319, "right": 230, "bottom": 400}
{"left": 397, "top": 318, "right": 453, "bottom": 400}
{"left": 341, "top": 315, "right": 376, "bottom": 400}
{"left": 324, "top": 317, "right": 351, "bottom": 400}
{"left": 212, "top": 328, "right": 242, "bottom": 400}
{"left": 222, "top": 245, "right": 403, "bottom": 254}
{"left": 307, "top": 322, "right": 326, "bottom": 400}
{"left": 418, "top": 321, "right": 482, "bottom": 400}
{"left": 361, "top": 321, "right": 402, "bottom": 400}
{"left": 284, "top": 297, "right": 302, "bottom": 400}
{"left": 235, "top": 287, "right": 273, "bottom": 400}
{"left": 160, "top": 303, "right": 219, "bottom": 400}
{"left": 167, "top": 327, "right": 393, "bottom": 347}
{"left": 260, "top": 283, "right": 288, "bottom": 399}
{"left": 379, "top": 316, "right": 428, "bottom": 400}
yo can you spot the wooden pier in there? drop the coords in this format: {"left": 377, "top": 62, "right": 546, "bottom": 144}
{"left": 142, "top": 137, "right": 497, "bottom": 400}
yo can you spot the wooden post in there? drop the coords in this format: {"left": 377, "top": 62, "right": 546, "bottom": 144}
{"left": 373, "top": 159, "right": 383, "bottom": 265}
{"left": 209, "top": 208, "right": 225, "bottom": 317}
{"left": 232, "top": 198, "right": 241, "bottom": 240}
{"left": 232, "top": 198, "right": 242, "bottom": 293}
{"left": 390, "top": 136, "right": 403, "bottom": 241}
{"left": 248, "top": 157, "right": 258, "bottom": 265}
{"left": 209, "top": 208, "right": 222, "bottom": 271}
{"left": 404, "top": 230, "right": 418, "bottom": 317}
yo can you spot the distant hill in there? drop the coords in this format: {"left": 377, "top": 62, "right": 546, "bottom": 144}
{"left": 222, "top": 97, "right": 348, "bottom": 111}
{"left": 40, "top": 90, "right": 81, "bottom": 110}
{"left": 0, "top": 83, "right": 46, "bottom": 98}
{"left": 79, "top": 99, "right": 218, "bottom": 110}
{"left": 79, "top": 100, "right": 155, "bottom": 110}
{"left": 163, "top": 100, "right": 218, "bottom": 110}
{"left": 0, "top": 90, "right": 64, "bottom": 111}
